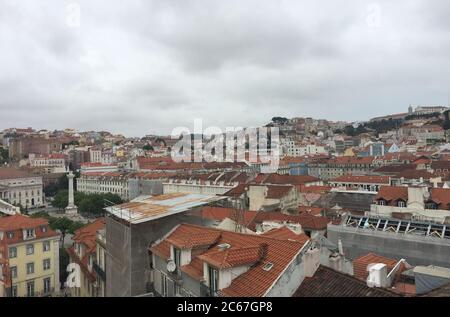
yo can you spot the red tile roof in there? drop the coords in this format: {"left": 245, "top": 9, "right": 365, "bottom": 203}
{"left": 68, "top": 218, "right": 105, "bottom": 283}
{"left": 298, "top": 206, "right": 324, "bottom": 216}
{"left": 72, "top": 218, "right": 106, "bottom": 253}
{"left": 180, "top": 257, "right": 204, "bottom": 280}
{"left": 199, "top": 207, "right": 330, "bottom": 231}
{"left": 150, "top": 240, "right": 171, "bottom": 260}
{"left": 293, "top": 265, "right": 399, "bottom": 297}
{"left": 429, "top": 188, "right": 450, "bottom": 210}
{"left": 166, "top": 225, "right": 222, "bottom": 249}
{"left": 261, "top": 227, "right": 309, "bottom": 243}
{"left": 374, "top": 186, "right": 408, "bottom": 204}
{"left": 0, "top": 167, "right": 33, "bottom": 180}
{"left": 254, "top": 173, "right": 320, "bottom": 185}
{"left": 353, "top": 253, "right": 398, "bottom": 280}
{"left": 264, "top": 185, "right": 295, "bottom": 199}
{"left": 0, "top": 214, "right": 59, "bottom": 244}
{"left": 150, "top": 223, "right": 309, "bottom": 297}
{"left": 199, "top": 245, "right": 265, "bottom": 269}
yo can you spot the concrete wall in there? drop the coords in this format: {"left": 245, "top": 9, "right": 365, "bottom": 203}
{"left": 128, "top": 179, "right": 163, "bottom": 200}
{"left": 328, "top": 224, "right": 450, "bottom": 267}
{"left": 265, "top": 251, "right": 305, "bottom": 297}
{"left": 106, "top": 209, "right": 203, "bottom": 297}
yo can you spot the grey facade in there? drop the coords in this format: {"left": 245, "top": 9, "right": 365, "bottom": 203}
{"left": 328, "top": 221, "right": 450, "bottom": 268}
{"left": 105, "top": 210, "right": 203, "bottom": 297}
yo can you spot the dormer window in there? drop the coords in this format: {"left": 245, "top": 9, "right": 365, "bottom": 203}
{"left": 208, "top": 265, "right": 219, "bottom": 295}
{"left": 173, "top": 247, "right": 181, "bottom": 268}
{"left": 25, "top": 229, "right": 35, "bottom": 239}
{"left": 262, "top": 262, "right": 274, "bottom": 271}
{"left": 377, "top": 199, "right": 386, "bottom": 206}
{"left": 397, "top": 200, "right": 406, "bottom": 208}
{"left": 7, "top": 231, "right": 14, "bottom": 239}
{"left": 41, "top": 226, "right": 47, "bottom": 233}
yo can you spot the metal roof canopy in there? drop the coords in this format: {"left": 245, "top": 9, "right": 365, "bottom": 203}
{"left": 105, "top": 193, "right": 227, "bottom": 224}
{"left": 344, "top": 214, "right": 450, "bottom": 240}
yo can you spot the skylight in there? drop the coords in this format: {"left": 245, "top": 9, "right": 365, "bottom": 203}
{"left": 262, "top": 262, "right": 274, "bottom": 271}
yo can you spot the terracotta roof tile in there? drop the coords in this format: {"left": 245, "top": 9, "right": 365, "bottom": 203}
{"left": 151, "top": 223, "right": 308, "bottom": 297}
{"left": 374, "top": 186, "right": 408, "bottom": 204}
{"left": 353, "top": 252, "right": 398, "bottom": 280}
{"left": 429, "top": 188, "right": 450, "bottom": 210}
{"left": 293, "top": 265, "right": 399, "bottom": 297}
{"left": 261, "top": 227, "right": 309, "bottom": 243}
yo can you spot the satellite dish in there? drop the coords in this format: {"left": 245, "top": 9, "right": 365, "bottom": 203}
{"left": 167, "top": 260, "right": 176, "bottom": 273}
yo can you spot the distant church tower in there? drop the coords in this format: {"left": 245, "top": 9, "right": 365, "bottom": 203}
{"left": 408, "top": 105, "right": 413, "bottom": 115}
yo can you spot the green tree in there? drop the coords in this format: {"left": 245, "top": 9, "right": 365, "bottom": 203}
{"left": 52, "top": 190, "right": 69, "bottom": 209}
{"left": 52, "top": 189, "right": 122, "bottom": 217}
{"left": 143, "top": 144, "right": 154, "bottom": 151}
{"left": 59, "top": 248, "right": 70, "bottom": 289}
{"left": 0, "top": 148, "right": 9, "bottom": 165}
{"left": 443, "top": 110, "right": 450, "bottom": 130}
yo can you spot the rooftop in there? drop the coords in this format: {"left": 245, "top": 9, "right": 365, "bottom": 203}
{"left": 293, "top": 265, "right": 399, "bottom": 297}
{"left": 105, "top": 193, "right": 226, "bottom": 224}
{"left": 150, "top": 223, "right": 309, "bottom": 297}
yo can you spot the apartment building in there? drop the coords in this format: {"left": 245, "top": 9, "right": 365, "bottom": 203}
{"left": 77, "top": 171, "right": 167, "bottom": 201}
{"left": 29, "top": 153, "right": 68, "bottom": 174}
{"left": 0, "top": 167, "right": 44, "bottom": 209}
{"left": 94, "top": 228, "right": 106, "bottom": 297}
{"left": 329, "top": 175, "right": 391, "bottom": 193}
{"left": 66, "top": 218, "right": 106, "bottom": 297}
{"left": 370, "top": 186, "right": 450, "bottom": 222}
{"left": 0, "top": 214, "right": 60, "bottom": 297}
{"left": 307, "top": 157, "right": 375, "bottom": 180}
{"left": 149, "top": 223, "right": 312, "bottom": 297}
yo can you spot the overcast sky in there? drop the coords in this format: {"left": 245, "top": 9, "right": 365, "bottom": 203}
{"left": 1, "top": 0, "right": 450, "bottom": 137}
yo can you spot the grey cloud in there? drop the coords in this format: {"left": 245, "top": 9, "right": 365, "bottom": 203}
{"left": 0, "top": 0, "right": 450, "bottom": 136}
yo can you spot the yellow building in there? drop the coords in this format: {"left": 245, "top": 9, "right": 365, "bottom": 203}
{"left": 67, "top": 218, "right": 105, "bottom": 297}
{"left": 343, "top": 147, "right": 357, "bottom": 157}
{"left": 0, "top": 214, "right": 60, "bottom": 297}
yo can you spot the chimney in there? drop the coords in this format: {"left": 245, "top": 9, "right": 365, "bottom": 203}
{"left": 367, "top": 263, "right": 389, "bottom": 288}
{"left": 407, "top": 187, "right": 426, "bottom": 209}
{"left": 304, "top": 246, "right": 320, "bottom": 277}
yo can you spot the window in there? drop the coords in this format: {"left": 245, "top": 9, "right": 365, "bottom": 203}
{"left": 26, "top": 262, "right": 35, "bottom": 275}
{"left": 426, "top": 202, "right": 438, "bottom": 210}
{"left": 43, "top": 277, "right": 51, "bottom": 294}
{"left": 378, "top": 200, "right": 386, "bottom": 206}
{"left": 397, "top": 201, "right": 406, "bottom": 208}
{"left": 25, "top": 229, "right": 35, "bottom": 239}
{"left": 26, "top": 244, "right": 34, "bottom": 255}
{"left": 208, "top": 266, "right": 219, "bottom": 295}
{"left": 173, "top": 247, "right": 181, "bottom": 268}
{"left": 10, "top": 285, "right": 18, "bottom": 297}
{"left": 11, "top": 266, "right": 17, "bottom": 279}
{"left": 27, "top": 281, "right": 35, "bottom": 297}
{"left": 43, "top": 258, "right": 51, "bottom": 270}
{"left": 7, "top": 231, "right": 14, "bottom": 239}
{"left": 41, "top": 226, "right": 47, "bottom": 233}
{"left": 43, "top": 241, "right": 51, "bottom": 252}
{"left": 9, "top": 247, "right": 17, "bottom": 258}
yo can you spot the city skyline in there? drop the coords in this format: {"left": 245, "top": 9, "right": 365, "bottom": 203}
{"left": 1, "top": 0, "right": 450, "bottom": 136}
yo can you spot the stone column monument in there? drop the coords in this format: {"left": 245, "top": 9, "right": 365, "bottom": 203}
{"left": 65, "top": 171, "right": 78, "bottom": 215}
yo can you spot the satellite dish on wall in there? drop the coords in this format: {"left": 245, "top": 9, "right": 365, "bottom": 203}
{"left": 167, "top": 260, "right": 176, "bottom": 273}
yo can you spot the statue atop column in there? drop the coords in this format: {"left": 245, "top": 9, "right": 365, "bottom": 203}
{"left": 65, "top": 171, "right": 78, "bottom": 215}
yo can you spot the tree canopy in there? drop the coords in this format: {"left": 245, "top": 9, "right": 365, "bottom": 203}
{"left": 51, "top": 191, "right": 123, "bottom": 216}
{"left": 271, "top": 117, "right": 289, "bottom": 125}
